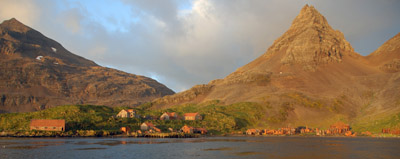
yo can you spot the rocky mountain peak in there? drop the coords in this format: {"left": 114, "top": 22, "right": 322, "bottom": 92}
{"left": 290, "top": 4, "right": 331, "bottom": 31}
{"left": 263, "top": 5, "right": 356, "bottom": 71}
{"left": 0, "top": 18, "right": 98, "bottom": 67}
{"left": 0, "top": 18, "right": 31, "bottom": 33}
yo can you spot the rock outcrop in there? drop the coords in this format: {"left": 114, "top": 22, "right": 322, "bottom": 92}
{"left": 0, "top": 18, "right": 174, "bottom": 113}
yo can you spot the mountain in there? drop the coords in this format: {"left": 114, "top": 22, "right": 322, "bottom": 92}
{"left": 149, "top": 5, "right": 400, "bottom": 128}
{"left": 0, "top": 18, "right": 174, "bottom": 113}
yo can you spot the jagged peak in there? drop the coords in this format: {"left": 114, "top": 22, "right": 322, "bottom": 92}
{"left": 290, "top": 5, "right": 332, "bottom": 31}
{"left": 0, "top": 18, "right": 31, "bottom": 33}
{"left": 253, "top": 5, "right": 356, "bottom": 71}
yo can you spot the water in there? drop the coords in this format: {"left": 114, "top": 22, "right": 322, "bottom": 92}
{"left": 0, "top": 136, "right": 399, "bottom": 159}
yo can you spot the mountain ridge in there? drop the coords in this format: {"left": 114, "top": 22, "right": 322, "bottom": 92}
{"left": 0, "top": 18, "right": 175, "bottom": 113}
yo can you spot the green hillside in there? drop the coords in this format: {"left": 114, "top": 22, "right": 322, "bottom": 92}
{"left": 1, "top": 102, "right": 399, "bottom": 136}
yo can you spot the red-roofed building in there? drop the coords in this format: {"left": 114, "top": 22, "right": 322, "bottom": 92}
{"left": 160, "top": 112, "right": 177, "bottom": 120}
{"left": 184, "top": 113, "right": 202, "bottom": 120}
{"left": 181, "top": 125, "right": 207, "bottom": 134}
{"left": 30, "top": 119, "right": 65, "bottom": 131}
{"left": 140, "top": 122, "right": 161, "bottom": 132}
{"left": 194, "top": 128, "right": 208, "bottom": 134}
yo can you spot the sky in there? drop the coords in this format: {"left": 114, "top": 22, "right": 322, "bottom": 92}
{"left": 1, "top": 0, "right": 399, "bottom": 92}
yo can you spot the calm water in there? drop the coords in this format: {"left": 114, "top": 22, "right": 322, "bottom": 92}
{"left": 0, "top": 136, "right": 399, "bottom": 159}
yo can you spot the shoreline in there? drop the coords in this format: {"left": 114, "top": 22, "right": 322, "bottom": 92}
{"left": 1, "top": 132, "right": 399, "bottom": 139}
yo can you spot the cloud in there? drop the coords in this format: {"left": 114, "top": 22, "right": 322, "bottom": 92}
{"left": 59, "top": 8, "right": 85, "bottom": 33}
{"left": 1, "top": 0, "right": 399, "bottom": 92}
{"left": 0, "top": 0, "right": 41, "bottom": 26}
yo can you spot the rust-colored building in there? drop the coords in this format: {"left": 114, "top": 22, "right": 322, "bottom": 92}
{"left": 181, "top": 125, "right": 194, "bottom": 134}
{"left": 30, "top": 119, "right": 65, "bottom": 131}
{"left": 329, "top": 121, "right": 350, "bottom": 134}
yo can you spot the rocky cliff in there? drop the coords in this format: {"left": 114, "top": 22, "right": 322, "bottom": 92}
{"left": 0, "top": 18, "right": 174, "bottom": 113}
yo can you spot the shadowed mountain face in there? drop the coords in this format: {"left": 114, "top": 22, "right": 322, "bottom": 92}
{"left": 151, "top": 5, "right": 400, "bottom": 127}
{"left": 0, "top": 18, "right": 174, "bottom": 113}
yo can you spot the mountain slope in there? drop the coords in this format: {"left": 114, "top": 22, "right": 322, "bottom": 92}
{"left": 0, "top": 18, "right": 174, "bottom": 113}
{"left": 149, "top": 5, "right": 400, "bottom": 128}
{"left": 367, "top": 33, "right": 400, "bottom": 72}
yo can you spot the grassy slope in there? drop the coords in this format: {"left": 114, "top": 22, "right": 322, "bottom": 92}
{"left": 1, "top": 100, "right": 399, "bottom": 134}
{"left": 0, "top": 105, "right": 139, "bottom": 132}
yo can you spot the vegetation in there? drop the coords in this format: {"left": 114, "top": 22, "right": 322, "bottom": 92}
{"left": 1, "top": 100, "right": 399, "bottom": 137}
{"left": 138, "top": 101, "right": 266, "bottom": 134}
{"left": 352, "top": 113, "right": 400, "bottom": 133}
{"left": 0, "top": 102, "right": 266, "bottom": 135}
{"left": 1, "top": 105, "right": 115, "bottom": 131}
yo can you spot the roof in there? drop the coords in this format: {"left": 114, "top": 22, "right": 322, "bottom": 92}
{"left": 184, "top": 113, "right": 199, "bottom": 117}
{"left": 153, "top": 127, "right": 161, "bottom": 132}
{"left": 246, "top": 129, "right": 258, "bottom": 132}
{"left": 126, "top": 109, "right": 136, "bottom": 113}
{"left": 330, "top": 121, "right": 349, "bottom": 128}
{"left": 30, "top": 119, "right": 65, "bottom": 127}
{"left": 182, "top": 125, "right": 194, "bottom": 129}
{"left": 143, "top": 122, "right": 155, "bottom": 127}
{"left": 195, "top": 128, "right": 207, "bottom": 132}
{"left": 164, "top": 112, "right": 176, "bottom": 117}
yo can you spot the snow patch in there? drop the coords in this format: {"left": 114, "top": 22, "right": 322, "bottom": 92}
{"left": 54, "top": 62, "right": 59, "bottom": 65}
{"left": 36, "top": 56, "right": 43, "bottom": 61}
{"left": 51, "top": 47, "right": 57, "bottom": 52}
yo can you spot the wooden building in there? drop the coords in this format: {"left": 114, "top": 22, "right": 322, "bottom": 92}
{"left": 329, "top": 122, "right": 350, "bottom": 134}
{"left": 181, "top": 125, "right": 194, "bottom": 134}
{"left": 194, "top": 128, "right": 208, "bottom": 134}
{"left": 246, "top": 129, "right": 260, "bottom": 135}
{"left": 183, "top": 113, "right": 202, "bottom": 120}
{"left": 140, "top": 122, "right": 161, "bottom": 133}
{"left": 30, "top": 119, "right": 65, "bottom": 131}
{"left": 160, "top": 112, "right": 177, "bottom": 120}
{"left": 181, "top": 125, "right": 207, "bottom": 134}
{"left": 116, "top": 109, "right": 138, "bottom": 118}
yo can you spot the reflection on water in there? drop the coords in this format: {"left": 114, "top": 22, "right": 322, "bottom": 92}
{"left": 234, "top": 151, "right": 262, "bottom": 156}
{"left": 203, "top": 147, "right": 234, "bottom": 151}
{"left": 75, "top": 147, "right": 107, "bottom": 150}
{"left": 0, "top": 137, "right": 399, "bottom": 159}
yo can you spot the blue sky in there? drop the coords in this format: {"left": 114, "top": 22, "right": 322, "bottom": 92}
{"left": 1, "top": 0, "right": 399, "bottom": 92}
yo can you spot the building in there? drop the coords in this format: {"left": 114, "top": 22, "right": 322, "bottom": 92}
{"left": 329, "top": 122, "right": 350, "bottom": 134}
{"left": 181, "top": 125, "right": 194, "bottom": 133}
{"left": 140, "top": 122, "right": 161, "bottom": 132}
{"left": 120, "top": 127, "right": 131, "bottom": 134}
{"left": 181, "top": 125, "right": 208, "bottom": 134}
{"left": 184, "top": 113, "right": 202, "bottom": 120}
{"left": 116, "top": 109, "right": 138, "bottom": 118}
{"left": 30, "top": 119, "right": 65, "bottom": 131}
{"left": 160, "top": 112, "right": 177, "bottom": 120}
{"left": 141, "top": 122, "right": 154, "bottom": 131}
{"left": 194, "top": 128, "right": 208, "bottom": 134}
{"left": 246, "top": 129, "right": 260, "bottom": 135}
